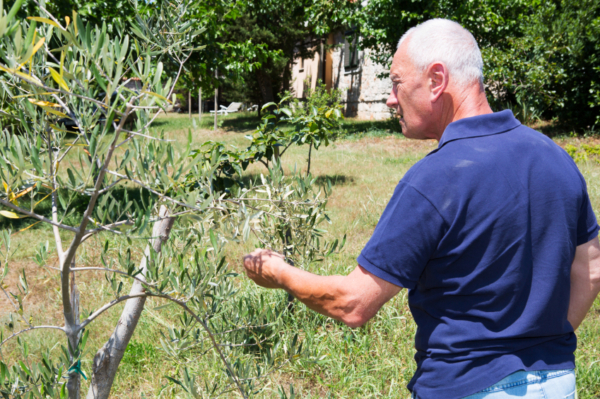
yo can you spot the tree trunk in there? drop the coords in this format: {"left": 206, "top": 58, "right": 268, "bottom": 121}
{"left": 255, "top": 68, "right": 275, "bottom": 106}
{"left": 281, "top": 58, "right": 293, "bottom": 95}
{"left": 67, "top": 265, "right": 81, "bottom": 399}
{"left": 214, "top": 69, "right": 218, "bottom": 131}
{"left": 86, "top": 206, "right": 175, "bottom": 399}
{"left": 306, "top": 142, "right": 312, "bottom": 177}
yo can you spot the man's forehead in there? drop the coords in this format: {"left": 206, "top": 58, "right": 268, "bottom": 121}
{"left": 390, "top": 39, "right": 411, "bottom": 76}
{"left": 390, "top": 49, "right": 408, "bottom": 79}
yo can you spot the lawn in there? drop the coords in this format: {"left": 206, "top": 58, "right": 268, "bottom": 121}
{"left": 2, "top": 111, "right": 600, "bottom": 398}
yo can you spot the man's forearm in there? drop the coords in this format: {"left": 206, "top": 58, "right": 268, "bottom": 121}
{"left": 243, "top": 249, "right": 402, "bottom": 328}
{"left": 277, "top": 265, "right": 361, "bottom": 326}
{"left": 568, "top": 238, "right": 600, "bottom": 330}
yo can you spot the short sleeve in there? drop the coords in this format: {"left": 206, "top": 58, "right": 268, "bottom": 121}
{"left": 357, "top": 182, "right": 446, "bottom": 290}
{"left": 577, "top": 182, "right": 599, "bottom": 245}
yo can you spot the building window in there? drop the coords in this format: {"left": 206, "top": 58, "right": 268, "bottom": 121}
{"left": 299, "top": 57, "right": 304, "bottom": 72}
{"left": 344, "top": 31, "right": 359, "bottom": 70}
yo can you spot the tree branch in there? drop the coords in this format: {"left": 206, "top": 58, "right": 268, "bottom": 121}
{"left": 96, "top": 179, "right": 125, "bottom": 196}
{"left": 61, "top": 104, "right": 134, "bottom": 331}
{"left": 76, "top": 292, "right": 149, "bottom": 332}
{"left": 0, "top": 326, "right": 65, "bottom": 347}
{"left": 0, "top": 199, "right": 79, "bottom": 233}
{"left": 80, "top": 219, "right": 133, "bottom": 243}
{"left": 46, "top": 130, "right": 65, "bottom": 264}
{"left": 104, "top": 170, "right": 228, "bottom": 213}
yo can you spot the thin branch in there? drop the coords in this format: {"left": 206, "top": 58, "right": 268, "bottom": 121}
{"left": 116, "top": 128, "right": 175, "bottom": 142}
{"left": 104, "top": 170, "right": 227, "bottom": 213}
{"left": 116, "top": 135, "right": 134, "bottom": 149}
{"left": 85, "top": 218, "right": 132, "bottom": 233}
{"left": 251, "top": 227, "right": 270, "bottom": 247}
{"left": 104, "top": 170, "right": 292, "bottom": 222}
{"left": 56, "top": 133, "right": 83, "bottom": 163}
{"left": 75, "top": 292, "right": 149, "bottom": 332}
{"left": 278, "top": 142, "right": 294, "bottom": 158}
{"left": 45, "top": 129, "right": 65, "bottom": 264}
{"left": 0, "top": 326, "right": 65, "bottom": 347}
{"left": 31, "top": 0, "right": 64, "bottom": 28}
{"left": 227, "top": 197, "right": 321, "bottom": 206}
{"left": 217, "top": 335, "right": 274, "bottom": 348}
{"left": 0, "top": 199, "right": 79, "bottom": 233}
{"left": 138, "top": 52, "right": 193, "bottom": 132}
{"left": 96, "top": 179, "right": 125, "bottom": 195}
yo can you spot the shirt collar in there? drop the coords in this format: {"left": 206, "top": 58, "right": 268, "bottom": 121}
{"left": 437, "top": 110, "right": 521, "bottom": 149}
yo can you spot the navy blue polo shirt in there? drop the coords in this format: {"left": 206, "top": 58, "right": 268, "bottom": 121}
{"left": 357, "top": 110, "right": 599, "bottom": 399}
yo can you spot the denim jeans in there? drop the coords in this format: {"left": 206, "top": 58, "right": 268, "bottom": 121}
{"left": 413, "top": 369, "right": 576, "bottom": 399}
{"left": 463, "top": 369, "right": 576, "bottom": 399}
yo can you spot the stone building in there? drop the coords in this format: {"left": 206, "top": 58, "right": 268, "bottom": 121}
{"left": 291, "top": 31, "right": 393, "bottom": 120}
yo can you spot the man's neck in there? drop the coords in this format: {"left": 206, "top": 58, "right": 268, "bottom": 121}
{"left": 435, "top": 84, "right": 493, "bottom": 141}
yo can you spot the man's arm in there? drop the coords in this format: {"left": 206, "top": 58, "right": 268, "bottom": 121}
{"left": 243, "top": 249, "right": 401, "bottom": 328}
{"left": 568, "top": 236, "right": 600, "bottom": 330}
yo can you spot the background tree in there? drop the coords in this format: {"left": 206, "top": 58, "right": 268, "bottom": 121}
{"left": 352, "top": 0, "right": 600, "bottom": 130}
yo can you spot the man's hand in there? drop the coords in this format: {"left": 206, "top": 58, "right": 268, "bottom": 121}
{"left": 243, "top": 249, "right": 288, "bottom": 289}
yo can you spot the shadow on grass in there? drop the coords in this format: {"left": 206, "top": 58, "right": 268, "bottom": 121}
{"left": 150, "top": 112, "right": 404, "bottom": 137}
{"left": 315, "top": 174, "right": 355, "bottom": 186}
{"left": 150, "top": 112, "right": 263, "bottom": 134}
{"left": 221, "top": 115, "right": 262, "bottom": 132}
{"left": 237, "top": 171, "right": 354, "bottom": 188}
{"left": 0, "top": 187, "right": 156, "bottom": 233}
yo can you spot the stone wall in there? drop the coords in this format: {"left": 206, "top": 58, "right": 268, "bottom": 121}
{"left": 290, "top": 32, "right": 394, "bottom": 121}
{"left": 329, "top": 32, "right": 393, "bottom": 121}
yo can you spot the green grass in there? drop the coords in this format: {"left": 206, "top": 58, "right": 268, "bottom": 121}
{"left": 2, "top": 112, "right": 600, "bottom": 398}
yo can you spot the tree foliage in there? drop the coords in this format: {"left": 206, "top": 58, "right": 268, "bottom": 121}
{"left": 0, "top": 1, "right": 342, "bottom": 397}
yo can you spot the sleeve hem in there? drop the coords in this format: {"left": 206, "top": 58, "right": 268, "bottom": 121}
{"left": 357, "top": 254, "right": 416, "bottom": 290}
{"left": 577, "top": 224, "right": 599, "bottom": 246}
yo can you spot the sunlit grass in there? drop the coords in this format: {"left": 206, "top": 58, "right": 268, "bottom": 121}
{"left": 2, "top": 112, "right": 599, "bottom": 398}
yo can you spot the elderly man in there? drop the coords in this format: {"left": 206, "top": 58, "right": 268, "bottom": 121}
{"left": 243, "top": 19, "right": 600, "bottom": 398}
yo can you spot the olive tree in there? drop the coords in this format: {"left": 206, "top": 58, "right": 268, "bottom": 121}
{"left": 0, "top": 1, "right": 338, "bottom": 397}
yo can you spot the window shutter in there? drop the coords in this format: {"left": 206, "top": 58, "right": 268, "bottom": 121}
{"left": 344, "top": 32, "right": 359, "bottom": 69}
{"left": 350, "top": 34, "right": 358, "bottom": 67}
{"left": 344, "top": 37, "right": 351, "bottom": 69}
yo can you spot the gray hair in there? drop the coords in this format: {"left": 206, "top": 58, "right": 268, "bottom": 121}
{"left": 397, "top": 19, "right": 483, "bottom": 87}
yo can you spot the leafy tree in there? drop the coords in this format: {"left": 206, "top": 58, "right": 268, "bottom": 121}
{"left": 194, "top": 0, "right": 354, "bottom": 113}
{"left": 0, "top": 1, "right": 340, "bottom": 398}
{"left": 8, "top": 0, "right": 140, "bottom": 32}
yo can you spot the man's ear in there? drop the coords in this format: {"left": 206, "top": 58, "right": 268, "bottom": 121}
{"left": 428, "top": 62, "right": 448, "bottom": 102}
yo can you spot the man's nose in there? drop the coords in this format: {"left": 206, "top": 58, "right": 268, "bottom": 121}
{"left": 386, "top": 90, "right": 398, "bottom": 109}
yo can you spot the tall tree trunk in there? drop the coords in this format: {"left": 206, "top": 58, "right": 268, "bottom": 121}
{"left": 281, "top": 57, "right": 293, "bottom": 95}
{"left": 214, "top": 69, "right": 218, "bottom": 131}
{"left": 255, "top": 68, "right": 275, "bottom": 106}
{"left": 86, "top": 206, "right": 175, "bottom": 399}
